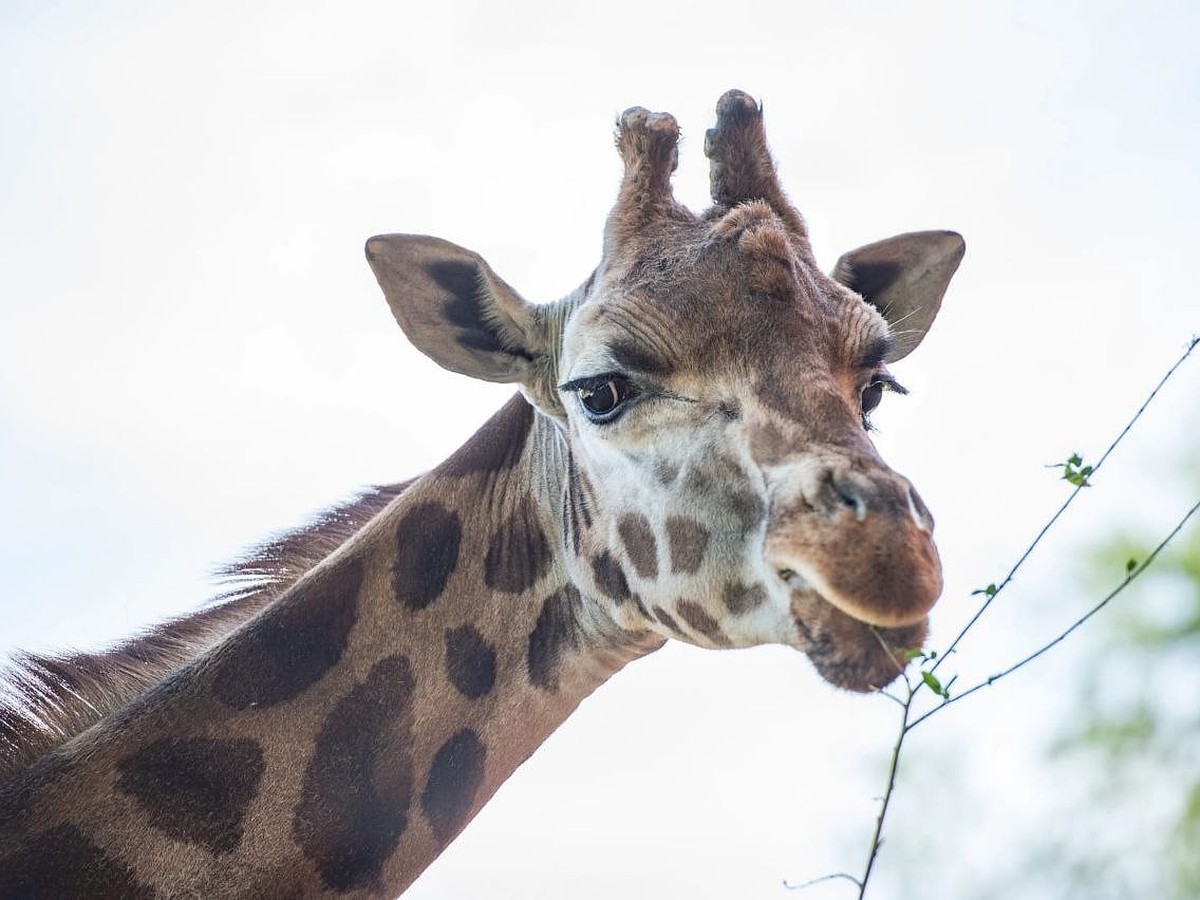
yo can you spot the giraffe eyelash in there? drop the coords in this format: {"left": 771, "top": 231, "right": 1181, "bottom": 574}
{"left": 871, "top": 373, "right": 908, "bottom": 396}
{"left": 558, "top": 372, "right": 626, "bottom": 394}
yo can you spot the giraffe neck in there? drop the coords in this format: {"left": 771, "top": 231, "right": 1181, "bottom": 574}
{"left": 0, "top": 395, "right": 661, "bottom": 898}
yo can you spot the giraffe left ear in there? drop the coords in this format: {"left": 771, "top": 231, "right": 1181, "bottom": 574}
{"left": 831, "top": 230, "right": 965, "bottom": 362}
{"left": 366, "top": 234, "right": 547, "bottom": 383}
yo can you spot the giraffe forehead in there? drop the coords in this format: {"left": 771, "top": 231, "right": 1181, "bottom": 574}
{"left": 562, "top": 219, "right": 890, "bottom": 384}
{"left": 564, "top": 281, "right": 887, "bottom": 388}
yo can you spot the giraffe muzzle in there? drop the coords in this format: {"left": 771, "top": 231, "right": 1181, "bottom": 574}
{"left": 767, "top": 464, "right": 943, "bottom": 629}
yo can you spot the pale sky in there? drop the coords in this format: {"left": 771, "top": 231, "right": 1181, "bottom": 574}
{"left": 1, "top": 2, "right": 1198, "bottom": 897}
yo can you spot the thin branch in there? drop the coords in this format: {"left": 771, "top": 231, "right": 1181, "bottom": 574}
{"left": 853, "top": 680, "right": 914, "bottom": 898}
{"left": 783, "top": 872, "right": 863, "bottom": 892}
{"left": 784, "top": 680, "right": 915, "bottom": 897}
{"left": 909, "top": 497, "right": 1200, "bottom": 730}
{"left": 873, "top": 687, "right": 907, "bottom": 710}
{"left": 929, "top": 335, "right": 1198, "bottom": 676}
{"left": 836, "top": 495, "right": 1200, "bottom": 900}
{"left": 799, "top": 337, "right": 1200, "bottom": 899}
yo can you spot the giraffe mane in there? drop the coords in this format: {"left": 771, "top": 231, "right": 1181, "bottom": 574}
{"left": 0, "top": 481, "right": 412, "bottom": 784}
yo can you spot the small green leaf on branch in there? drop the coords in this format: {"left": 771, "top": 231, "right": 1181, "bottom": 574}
{"left": 971, "top": 583, "right": 998, "bottom": 598}
{"left": 921, "top": 670, "right": 950, "bottom": 699}
{"left": 1046, "top": 452, "right": 1094, "bottom": 487}
{"left": 1125, "top": 558, "right": 1138, "bottom": 575}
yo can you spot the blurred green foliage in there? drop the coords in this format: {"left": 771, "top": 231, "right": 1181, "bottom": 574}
{"left": 1039, "top": 510, "right": 1200, "bottom": 898}
{"left": 964, "top": 456, "right": 1200, "bottom": 899}
{"left": 880, "top": 459, "right": 1200, "bottom": 900}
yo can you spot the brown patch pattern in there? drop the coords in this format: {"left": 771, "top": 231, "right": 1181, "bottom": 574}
{"left": 723, "top": 581, "right": 767, "bottom": 615}
{"left": 628, "top": 593, "right": 653, "bottom": 622}
{"left": 654, "top": 459, "right": 679, "bottom": 486}
{"left": 293, "top": 653, "right": 417, "bottom": 892}
{"left": 438, "top": 394, "right": 533, "bottom": 477}
{"left": 617, "top": 513, "right": 658, "bottom": 579}
{"left": 591, "top": 551, "right": 631, "bottom": 602}
{"left": 728, "top": 489, "right": 766, "bottom": 533}
{"left": 527, "top": 585, "right": 583, "bottom": 691}
{"left": 213, "top": 555, "right": 363, "bottom": 710}
{"left": 676, "top": 600, "right": 732, "bottom": 647}
{"left": 653, "top": 604, "right": 683, "bottom": 635}
{"left": 562, "top": 450, "right": 595, "bottom": 557}
{"left": 393, "top": 502, "right": 461, "bottom": 612}
{"left": 444, "top": 626, "right": 496, "bottom": 700}
{"left": 421, "top": 729, "right": 487, "bottom": 846}
{"left": 484, "top": 500, "right": 551, "bottom": 593}
{"left": 666, "top": 517, "right": 710, "bottom": 575}
{"left": 0, "top": 824, "right": 154, "bottom": 899}
{"left": 0, "top": 484, "right": 408, "bottom": 787}
{"left": 116, "top": 737, "right": 265, "bottom": 855}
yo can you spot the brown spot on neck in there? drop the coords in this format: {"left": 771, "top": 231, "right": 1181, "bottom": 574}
{"left": 527, "top": 585, "right": 584, "bottom": 692}
{"left": 563, "top": 449, "right": 596, "bottom": 558}
{"left": 617, "top": 513, "right": 658, "bottom": 579}
{"left": 116, "top": 737, "right": 265, "bottom": 855}
{"left": 392, "top": 503, "right": 462, "bottom": 612}
{"left": 444, "top": 626, "right": 497, "bottom": 700}
{"left": 0, "top": 824, "right": 154, "bottom": 899}
{"left": 723, "top": 581, "right": 767, "bottom": 615}
{"left": 675, "top": 600, "right": 733, "bottom": 647}
{"left": 212, "top": 554, "right": 364, "bottom": 710}
{"left": 420, "top": 729, "right": 487, "bottom": 846}
{"left": 666, "top": 517, "right": 710, "bottom": 575}
{"left": 591, "top": 552, "right": 631, "bottom": 602}
{"left": 293, "top": 653, "right": 417, "bottom": 892}
{"left": 484, "top": 499, "right": 552, "bottom": 594}
{"left": 0, "top": 484, "right": 408, "bottom": 786}
{"left": 437, "top": 393, "right": 534, "bottom": 477}
{"left": 652, "top": 604, "right": 683, "bottom": 636}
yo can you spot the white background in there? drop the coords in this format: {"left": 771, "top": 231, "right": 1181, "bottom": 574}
{"left": 2, "top": 2, "right": 1197, "bottom": 897}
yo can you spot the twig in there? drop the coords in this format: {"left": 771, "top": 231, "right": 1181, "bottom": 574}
{"left": 853, "top": 679, "right": 914, "bottom": 898}
{"left": 834, "top": 497, "right": 1199, "bottom": 897}
{"left": 789, "top": 336, "right": 1199, "bottom": 897}
{"left": 910, "top": 497, "right": 1200, "bottom": 729}
{"left": 782, "top": 872, "right": 863, "bottom": 892}
{"left": 929, "top": 334, "right": 1199, "bottom": 677}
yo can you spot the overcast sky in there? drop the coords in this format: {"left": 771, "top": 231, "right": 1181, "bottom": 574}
{"left": 2, "top": 2, "right": 1198, "bottom": 897}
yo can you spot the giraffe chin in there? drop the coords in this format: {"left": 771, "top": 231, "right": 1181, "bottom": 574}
{"left": 788, "top": 585, "right": 929, "bottom": 693}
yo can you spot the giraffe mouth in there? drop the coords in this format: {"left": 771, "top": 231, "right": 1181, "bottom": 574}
{"left": 778, "top": 568, "right": 928, "bottom": 692}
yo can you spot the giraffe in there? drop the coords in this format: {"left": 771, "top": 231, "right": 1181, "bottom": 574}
{"left": 0, "top": 90, "right": 963, "bottom": 897}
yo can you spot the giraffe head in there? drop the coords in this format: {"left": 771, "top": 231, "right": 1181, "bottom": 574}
{"left": 367, "top": 91, "right": 962, "bottom": 692}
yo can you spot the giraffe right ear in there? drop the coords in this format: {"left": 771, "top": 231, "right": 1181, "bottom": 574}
{"left": 365, "top": 234, "right": 546, "bottom": 383}
{"left": 831, "top": 230, "right": 965, "bottom": 362}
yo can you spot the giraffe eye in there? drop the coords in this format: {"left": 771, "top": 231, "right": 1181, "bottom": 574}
{"left": 565, "top": 375, "right": 639, "bottom": 423}
{"left": 861, "top": 380, "right": 885, "bottom": 416}
{"left": 859, "top": 373, "right": 907, "bottom": 430}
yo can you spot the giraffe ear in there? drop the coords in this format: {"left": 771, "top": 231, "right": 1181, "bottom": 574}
{"left": 831, "top": 230, "right": 965, "bottom": 362}
{"left": 365, "top": 234, "right": 545, "bottom": 383}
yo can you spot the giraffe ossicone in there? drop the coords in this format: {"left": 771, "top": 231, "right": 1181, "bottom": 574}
{"left": 1, "top": 90, "right": 963, "bottom": 896}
